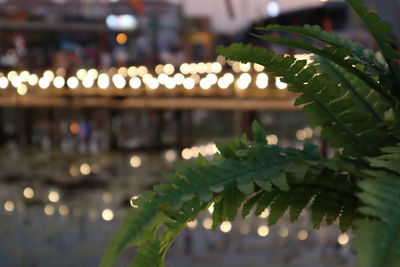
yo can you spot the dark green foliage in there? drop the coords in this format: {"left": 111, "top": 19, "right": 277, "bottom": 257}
{"left": 102, "top": 1, "right": 400, "bottom": 266}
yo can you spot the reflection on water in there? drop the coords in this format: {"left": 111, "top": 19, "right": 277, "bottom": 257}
{"left": 0, "top": 148, "right": 355, "bottom": 266}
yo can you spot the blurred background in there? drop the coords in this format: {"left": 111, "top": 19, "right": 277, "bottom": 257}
{"left": 0, "top": 0, "right": 399, "bottom": 266}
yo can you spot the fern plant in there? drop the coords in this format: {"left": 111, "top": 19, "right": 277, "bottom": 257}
{"left": 101, "top": 0, "right": 400, "bottom": 266}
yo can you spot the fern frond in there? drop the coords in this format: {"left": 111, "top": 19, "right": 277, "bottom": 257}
{"left": 251, "top": 33, "right": 396, "bottom": 104}
{"left": 259, "top": 24, "right": 387, "bottom": 77}
{"left": 345, "top": 0, "right": 400, "bottom": 93}
{"left": 101, "top": 123, "right": 362, "bottom": 266}
{"left": 217, "top": 43, "right": 395, "bottom": 156}
{"left": 353, "top": 145, "right": 400, "bottom": 267}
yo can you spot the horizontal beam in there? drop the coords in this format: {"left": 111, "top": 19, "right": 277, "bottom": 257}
{"left": 0, "top": 96, "right": 300, "bottom": 111}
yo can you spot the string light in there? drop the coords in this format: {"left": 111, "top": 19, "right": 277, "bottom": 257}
{"left": 130, "top": 195, "right": 139, "bottom": 208}
{"left": 276, "top": 77, "right": 288, "bottom": 90}
{"left": 17, "top": 84, "right": 28, "bottom": 95}
{"left": 279, "top": 227, "right": 289, "bottom": 238}
{"left": 130, "top": 156, "right": 142, "bottom": 168}
{"left": 23, "top": 187, "right": 34, "bottom": 199}
{"left": 59, "top": 205, "right": 69, "bottom": 216}
{"left": 297, "top": 230, "right": 308, "bottom": 240}
{"left": 48, "top": 190, "right": 60, "bottom": 203}
{"left": 202, "top": 218, "right": 213, "bottom": 229}
{"left": 187, "top": 220, "right": 198, "bottom": 229}
{"left": 257, "top": 225, "right": 269, "bottom": 237}
{"left": 53, "top": 76, "right": 65, "bottom": 88}
{"left": 0, "top": 76, "right": 9, "bottom": 89}
{"left": 220, "top": 221, "right": 232, "bottom": 233}
{"left": 80, "top": 163, "right": 91, "bottom": 175}
{"left": 4, "top": 200, "right": 15, "bottom": 212}
{"left": 129, "top": 77, "right": 142, "bottom": 89}
{"left": 98, "top": 73, "right": 110, "bottom": 89}
{"left": 44, "top": 204, "right": 55, "bottom": 216}
{"left": 338, "top": 233, "right": 349, "bottom": 245}
{"left": 67, "top": 77, "right": 79, "bottom": 89}
{"left": 102, "top": 209, "right": 114, "bottom": 221}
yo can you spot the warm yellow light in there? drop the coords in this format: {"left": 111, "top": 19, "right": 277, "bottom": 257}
{"left": 338, "top": 233, "right": 349, "bottom": 245}
{"left": 98, "top": 73, "right": 110, "bottom": 89}
{"left": 239, "top": 62, "right": 251, "bottom": 72}
{"left": 118, "top": 67, "right": 128, "bottom": 77}
{"left": 48, "top": 191, "right": 60, "bottom": 203}
{"left": 256, "top": 73, "right": 269, "bottom": 89}
{"left": 82, "top": 77, "right": 94, "bottom": 88}
{"left": 279, "top": 227, "right": 289, "bottom": 238}
{"left": 304, "top": 127, "right": 314, "bottom": 139}
{"left": 67, "top": 77, "right": 79, "bottom": 89}
{"left": 53, "top": 76, "right": 65, "bottom": 88}
{"left": 208, "top": 203, "right": 214, "bottom": 214}
{"left": 187, "top": 220, "right": 198, "bottom": 229}
{"left": 173, "top": 73, "right": 185, "bottom": 85}
{"left": 217, "top": 77, "right": 229, "bottom": 89}
{"left": 202, "top": 218, "right": 213, "bottom": 229}
{"left": 23, "top": 187, "right": 34, "bottom": 199}
{"left": 102, "top": 209, "right": 114, "bottom": 221}
{"left": 88, "top": 69, "right": 98, "bottom": 79}
{"left": 28, "top": 74, "right": 39, "bottom": 86}
{"left": 276, "top": 78, "right": 288, "bottom": 90}
{"left": 4, "top": 200, "right": 15, "bottom": 212}
{"left": 164, "top": 149, "right": 177, "bottom": 163}
{"left": 259, "top": 208, "right": 270, "bottom": 218}
{"left": 43, "top": 70, "right": 55, "bottom": 81}
{"left": 206, "top": 73, "right": 218, "bottom": 85}
{"left": 38, "top": 77, "right": 50, "bottom": 89}
{"left": 116, "top": 33, "right": 128, "bottom": 45}
{"left": 130, "top": 156, "right": 142, "bottom": 168}
{"left": 181, "top": 148, "right": 192, "bottom": 160}
{"left": 183, "top": 78, "right": 195, "bottom": 90}
{"left": 211, "top": 62, "right": 222, "bottom": 73}
{"left": 80, "top": 163, "right": 91, "bottom": 175}
{"left": 76, "top": 69, "right": 87, "bottom": 80}
{"left": 297, "top": 229, "right": 308, "bottom": 240}
{"left": 163, "top": 64, "right": 175, "bottom": 75}
{"left": 158, "top": 73, "right": 168, "bottom": 85}
{"left": 128, "top": 66, "right": 137, "bottom": 77}
{"left": 257, "top": 225, "right": 269, "bottom": 237}
{"left": 254, "top": 63, "right": 265, "bottom": 72}
{"left": 179, "top": 63, "right": 190, "bottom": 74}
{"left": 112, "top": 74, "right": 126, "bottom": 89}
{"left": 147, "top": 78, "right": 159, "bottom": 90}
{"left": 0, "top": 76, "right": 9, "bottom": 89}
{"left": 56, "top": 68, "right": 66, "bottom": 77}
{"left": 137, "top": 66, "right": 148, "bottom": 76}
{"left": 17, "top": 84, "right": 28, "bottom": 95}
{"left": 11, "top": 76, "right": 22, "bottom": 88}
{"left": 44, "top": 204, "right": 55, "bottom": 216}
{"left": 7, "top": 71, "right": 18, "bottom": 82}
{"left": 196, "top": 62, "right": 207, "bottom": 74}
{"left": 59, "top": 205, "right": 69, "bottom": 216}
{"left": 165, "top": 78, "right": 176, "bottom": 89}
{"left": 69, "top": 165, "right": 80, "bottom": 177}
{"left": 129, "top": 77, "right": 142, "bottom": 89}
{"left": 130, "top": 195, "right": 139, "bottom": 208}
{"left": 20, "top": 70, "right": 30, "bottom": 82}
{"left": 102, "top": 192, "right": 113, "bottom": 204}
{"left": 199, "top": 78, "right": 211, "bottom": 90}
{"left": 220, "top": 221, "right": 232, "bottom": 233}
{"left": 296, "top": 130, "right": 307, "bottom": 141}
{"left": 70, "top": 122, "right": 80, "bottom": 134}
{"left": 266, "top": 135, "right": 278, "bottom": 145}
